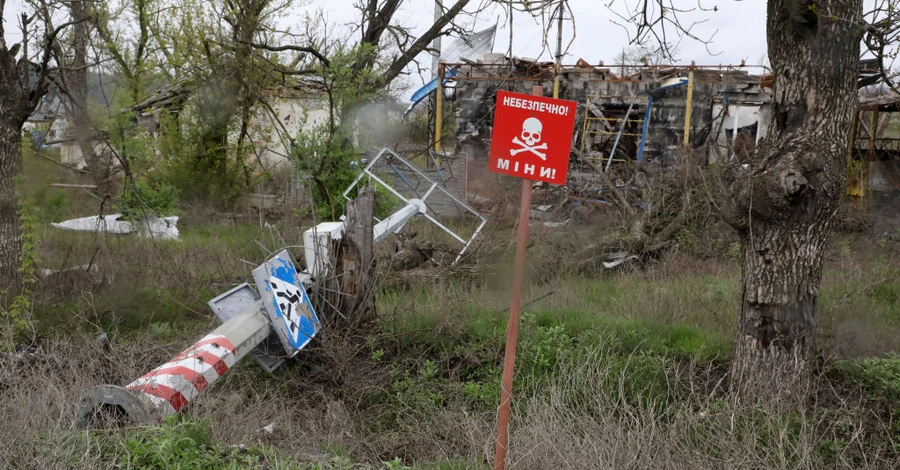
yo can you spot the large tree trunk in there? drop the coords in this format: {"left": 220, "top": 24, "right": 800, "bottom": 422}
{"left": 728, "top": 0, "right": 861, "bottom": 403}
{"left": 1, "top": 0, "right": 55, "bottom": 297}
{"left": 68, "top": 0, "right": 114, "bottom": 198}
{"left": 0, "top": 122, "right": 23, "bottom": 293}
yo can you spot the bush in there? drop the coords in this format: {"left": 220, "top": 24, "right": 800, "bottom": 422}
{"left": 119, "top": 178, "right": 181, "bottom": 219}
{"left": 108, "top": 417, "right": 281, "bottom": 469}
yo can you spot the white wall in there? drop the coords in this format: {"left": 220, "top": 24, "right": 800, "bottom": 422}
{"left": 247, "top": 94, "right": 330, "bottom": 170}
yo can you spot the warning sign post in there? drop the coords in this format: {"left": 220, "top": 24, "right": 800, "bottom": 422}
{"left": 490, "top": 86, "right": 577, "bottom": 470}
{"left": 489, "top": 90, "right": 577, "bottom": 186}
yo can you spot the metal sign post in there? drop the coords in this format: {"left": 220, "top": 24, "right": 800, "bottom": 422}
{"left": 490, "top": 85, "right": 576, "bottom": 470}
{"left": 76, "top": 251, "right": 315, "bottom": 427}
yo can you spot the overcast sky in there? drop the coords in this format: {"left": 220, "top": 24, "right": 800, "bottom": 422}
{"left": 2, "top": 0, "right": 769, "bottom": 93}
{"left": 312, "top": 0, "right": 769, "bottom": 91}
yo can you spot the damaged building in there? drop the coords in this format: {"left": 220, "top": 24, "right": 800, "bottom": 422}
{"left": 438, "top": 55, "right": 772, "bottom": 202}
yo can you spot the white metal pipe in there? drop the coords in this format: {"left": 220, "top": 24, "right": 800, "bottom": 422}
{"left": 373, "top": 199, "right": 426, "bottom": 245}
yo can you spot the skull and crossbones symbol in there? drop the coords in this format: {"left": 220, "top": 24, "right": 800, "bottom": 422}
{"left": 510, "top": 117, "right": 548, "bottom": 160}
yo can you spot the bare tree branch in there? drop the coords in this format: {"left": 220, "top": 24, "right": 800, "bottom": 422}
{"left": 376, "top": 0, "right": 474, "bottom": 88}
{"left": 238, "top": 39, "right": 331, "bottom": 67}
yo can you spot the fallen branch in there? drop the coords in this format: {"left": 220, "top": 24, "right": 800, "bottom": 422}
{"left": 50, "top": 183, "right": 97, "bottom": 189}
{"left": 34, "top": 151, "right": 89, "bottom": 174}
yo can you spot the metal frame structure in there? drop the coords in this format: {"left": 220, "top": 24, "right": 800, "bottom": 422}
{"left": 580, "top": 94, "right": 649, "bottom": 169}
{"left": 342, "top": 147, "right": 488, "bottom": 264}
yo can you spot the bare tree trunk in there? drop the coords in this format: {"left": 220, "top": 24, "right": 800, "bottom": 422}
{"left": 728, "top": 0, "right": 861, "bottom": 403}
{"left": 335, "top": 187, "right": 376, "bottom": 329}
{"left": 68, "top": 0, "right": 113, "bottom": 198}
{"left": 1, "top": 0, "right": 62, "bottom": 296}
{"left": 0, "top": 122, "right": 23, "bottom": 293}
{"left": 730, "top": 217, "right": 834, "bottom": 403}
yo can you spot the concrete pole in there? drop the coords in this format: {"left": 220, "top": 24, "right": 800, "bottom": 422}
{"left": 552, "top": 1, "right": 565, "bottom": 99}
{"left": 76, "top": 305, "right": 271, "bottom": 427}
{"left": 433, "top": 1, "right": 444, "bottom": 156}
{"left": 432, "top": 1, "right": 442, "bottom": 76}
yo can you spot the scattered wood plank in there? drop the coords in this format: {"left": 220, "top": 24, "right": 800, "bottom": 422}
{"left": 34, "top": 151, "right": 89, "bottom": 174}
{"left": 50, "top": 183, "right": 97, "bottom": 189}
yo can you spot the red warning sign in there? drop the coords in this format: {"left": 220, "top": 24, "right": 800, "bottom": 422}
{"left": 489, "top": 90, "right": 577, "bottom": 186}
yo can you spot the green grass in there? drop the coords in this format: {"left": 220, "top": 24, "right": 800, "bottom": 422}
{"left": 89, "top": 417, "right": 298, "bottom": 469}
{"left": 839, "top": 353, "right": 900, "bottom": 401}
{"left": 376, "top": 272, "right": 734, "bottom": 364}
{"left": 29, "top": 214, "right": 278, "bottom": 335}
{"left": 370, "top": 274, "right": 735, "bottom": 424}
{"left": 11, "top": 147, "right": 900, "bottom": 468}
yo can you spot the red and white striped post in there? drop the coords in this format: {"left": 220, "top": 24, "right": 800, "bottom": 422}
{"left": 76, "top": 305, "right": 271, "bottom": 427}
{"left": 75, "top": 202, "right": 431, "bottom": 428}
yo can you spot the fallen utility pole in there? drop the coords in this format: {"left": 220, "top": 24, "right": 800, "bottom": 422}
{"left": 76, "top": 201, "right": 426, "bottom": 427}
{"left": 76, "top": 150, "right": 487, "bottom": 428}
{"left": 78, "top": 305, "right": 271, "bottom": 424}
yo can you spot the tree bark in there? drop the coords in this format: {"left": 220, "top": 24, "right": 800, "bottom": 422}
{"left": 68, "top": 0, "right": 113, "bottom": 198}
{"left": 0, "top": 122, "right": 23, "bottom": 293}
{"left": 728, "top": 0, "right": 861, "bottom": 403}
{"left": 334, "top": 187, "right": 376, "bottom": 329}
{"left": 1, "top": 0, "right": 58, "bottom": 296}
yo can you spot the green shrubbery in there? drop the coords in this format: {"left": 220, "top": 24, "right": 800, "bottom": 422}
{"left": 842, "top": 353, "right": 900, "bottom": 401}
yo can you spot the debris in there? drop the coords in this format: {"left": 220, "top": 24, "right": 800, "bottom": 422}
{"left": 39, "top": 264, "right": 92, "bottom": 278}
{"left": 52, "top": 213, "right": 180, "bottom": 240}
{"left": 543, "top": 218, "right": 571, "bottom": 228}
{"left": 568, "top": 196, "right": 612, "bottom": 207}
{"left": 49, "top": 183, "right": 98, "bottom": 189}
{"left": 603, "top": 252, "right": 640, "bottom": 269}
{"left": 40, "top": 264, "right": 105, "bottom": 295}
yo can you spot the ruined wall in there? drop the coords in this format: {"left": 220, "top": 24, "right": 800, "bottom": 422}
{"left": 451, "top": 61, "right": 771, "bottom": 198}
{"left": 451, "top": 63, "right": 656, "bottom": 201}
{"left": 643, "top": 71, "right": 771, "bottom": 163}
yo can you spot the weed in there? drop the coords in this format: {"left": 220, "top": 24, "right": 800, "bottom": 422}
{"left": 148, "top": 321, "right": 179, "bottom": 340}
{"left": 382, "top": 457, "right": 413, "bottom": 470}
{"left": 419, "top": 359, "right": 438, "bottom": 380}
{"left": 392, "top": 365, "right": 445, "bottom": 409}
{"left": 518, "top": 313, "right": 574, "bottom": 379}
{"left": 119, "top": 178, "right": 181, "bottom": 219}
{"left": 105, "top": 416, "right": 290, "bottom": 469}
{"left": 461, "top": 379, "right": 500, "bottom": 410}
{"left": 371, "top": 348, "right": 385, "bottom": 362}
{"left": 1, "top": 200, "right": 39, "bottom": 347}
{"left": 844, "top": 353, "right": 900, "bottom": 400}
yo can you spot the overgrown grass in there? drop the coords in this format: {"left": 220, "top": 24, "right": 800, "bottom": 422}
{"left": 29, "top": 212, "right": 294, "bottom": 336}
{"left": 375, "top": 272, "right": 735, "bottom": 364}
{"left": 5, "top": 153, "right": 900, "bottom": 468}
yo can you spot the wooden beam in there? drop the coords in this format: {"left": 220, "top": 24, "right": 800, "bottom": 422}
{"left": 50, "top": 183, "right": 97, "bottom": 189}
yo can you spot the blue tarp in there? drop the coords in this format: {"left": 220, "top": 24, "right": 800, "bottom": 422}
{"left": 403, "top": 68, "right": 459, "bottom": 119}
